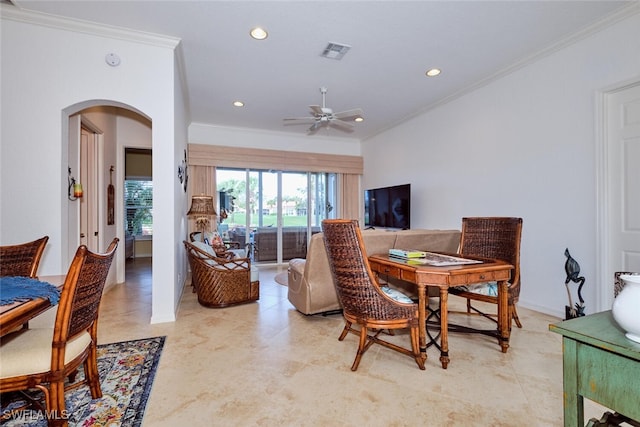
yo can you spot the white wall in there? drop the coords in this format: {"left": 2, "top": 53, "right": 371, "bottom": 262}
{"left": 189, "top": 123, "right": 362, "bottom": 157}
{"left": 173, "top": 52, "right": 190, "bottom": 314}
{"left": 0, "top": 7, "right": 184, "bottom": 324}
{"left": 362, "top": 10, "right": 640, "bottom": 317}
{"left": 116, "top": 109, "right": 153, "bottom": 279}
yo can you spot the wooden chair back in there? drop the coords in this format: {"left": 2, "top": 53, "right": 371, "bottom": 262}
{"left": 0, "top": 236, "right": 49, "bottom": 278}
{"left": 53, "top": 239, "right": 119, "bottom": 356}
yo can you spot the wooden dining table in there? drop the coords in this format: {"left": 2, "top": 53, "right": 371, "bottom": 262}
{"left": 0, "top": 275, "right": 65, "bottom": 338}
{"left": 368, "top": 254, "right": 513, "bottom": 369}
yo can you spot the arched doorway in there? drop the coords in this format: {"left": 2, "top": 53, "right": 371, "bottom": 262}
{"left": 62, "top": 100, "right": 152, "bottom": 290}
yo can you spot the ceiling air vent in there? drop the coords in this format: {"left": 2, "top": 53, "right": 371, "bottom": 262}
{"left": 321, "top": 42, "right": 351, "bottom": 60}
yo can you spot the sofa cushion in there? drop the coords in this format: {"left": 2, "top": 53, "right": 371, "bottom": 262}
{"left": 192, "top": 240, "right": 215, "bottom": 256}
{"left": 394, "top": 229, "right": 461, "bottom": 253}
{"left": 228, "top": 249, "right": 247, "bottom": 258}
{"left": 361, "top": 230, "right": 398, "bottom": 256}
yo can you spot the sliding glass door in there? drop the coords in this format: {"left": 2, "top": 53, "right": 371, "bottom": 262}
{"left": 217, "top": 168, "right": 336, "bottom": 264}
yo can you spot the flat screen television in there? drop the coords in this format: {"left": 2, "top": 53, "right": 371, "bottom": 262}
{"left": 364, "top": 184, "right": 411, "bottom": 229}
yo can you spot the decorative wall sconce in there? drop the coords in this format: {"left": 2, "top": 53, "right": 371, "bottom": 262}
{"left": 68, "top": 167, "right": 83, "bottom": 201}
{"left": 178, "top": 149, "right": 188, "bottom": 193}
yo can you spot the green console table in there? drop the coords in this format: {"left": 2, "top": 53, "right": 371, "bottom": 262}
{"left": 549, "top": 311, "right": 640, "bottom": 427}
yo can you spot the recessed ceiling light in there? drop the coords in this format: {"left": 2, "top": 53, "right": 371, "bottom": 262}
{"left": 426, "top": 68, "right": 441, "bottom": 77}
{"left": 250, "top": 27, "right": 268, "bottom": 40}
{"left": 354, "top": 117, "right": 364, "bottom": 122}
{"left": 233, "top": 101, "right": 244, "bottom": 107}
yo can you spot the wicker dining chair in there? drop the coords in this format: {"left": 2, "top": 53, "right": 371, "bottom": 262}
{"left": 449, "top": 217, "right": 523, "bottom": 328}
{"left": 0, "top": 236, "right": 49, "bottom": 278}
{"left": 321, "top": 219, "right": 424, "bottom": 371}
{"left": 184, "top": 240, "right": 259, "bottom": 308}
{"left": 0, "top": 238, "right": 118, "bottom": 427}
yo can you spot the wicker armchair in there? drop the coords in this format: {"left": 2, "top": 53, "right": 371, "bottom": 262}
{"left": 321, "top": 219, "right": 424, "bottom": 371}
{"left": 0, "top": 238, "right": 118, "bottom": 427}
{"left": 184, "top": 241, "right": 259, "bottom": 308}
{"left": 449, "top": 217, "right": 523, "bottom": 328}
{"left": 0, "top": 236, "right": 49, "bottom": 278}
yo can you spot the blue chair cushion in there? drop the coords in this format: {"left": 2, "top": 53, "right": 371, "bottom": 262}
{"left": 453, "top": 281, "right": 498, "bottom": 296}
{"left": 380, "top": 286, "right": 413, "bottom": 303}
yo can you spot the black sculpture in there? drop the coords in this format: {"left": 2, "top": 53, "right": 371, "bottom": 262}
{"left": 564, "top": 248, "right": 585, "bottom": 319}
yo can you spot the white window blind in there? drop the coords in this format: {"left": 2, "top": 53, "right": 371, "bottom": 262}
{"left": 125, "top": 180, "right": 153, "bottom": 237}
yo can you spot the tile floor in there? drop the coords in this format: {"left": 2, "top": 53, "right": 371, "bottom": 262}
{"left": 93, "top": 258, "right": 610, "bottom": 426}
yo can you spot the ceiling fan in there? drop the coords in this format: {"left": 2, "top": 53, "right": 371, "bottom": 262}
{"left": 283, "top": 87, "right": 364, "bottom": 134}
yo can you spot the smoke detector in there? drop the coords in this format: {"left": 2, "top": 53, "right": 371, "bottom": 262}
{"left": 321, "top": 42, "right": 351, "bottom": 60}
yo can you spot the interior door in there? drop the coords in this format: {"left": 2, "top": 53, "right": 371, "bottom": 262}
{"left": 80, "top": 127, "right": 99, "bottom": 252}
{"left": 606, "top": 83, "right": 640, "bottom": 305}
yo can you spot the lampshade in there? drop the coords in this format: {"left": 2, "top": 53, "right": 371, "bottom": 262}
{"left": 187, "top": 195, "right": 217, "bottom": 217}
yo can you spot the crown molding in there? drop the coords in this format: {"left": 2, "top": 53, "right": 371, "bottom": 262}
{"left": 0, "top": 3, "right": 180, "bottom": 49}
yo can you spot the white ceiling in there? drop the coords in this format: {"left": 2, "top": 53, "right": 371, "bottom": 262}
{"left": 9, "top": 0, "right": 633, "bottom": 141}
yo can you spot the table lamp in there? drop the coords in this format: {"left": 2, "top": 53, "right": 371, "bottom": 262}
{"left": 187, "top": 195, "right": 217, "bottom": 242}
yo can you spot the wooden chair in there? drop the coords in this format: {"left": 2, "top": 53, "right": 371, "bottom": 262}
{"left": 0, "top": 236, "right": 49, "bottom": 278}
{"left": 321, "top": 219, "right": 424, "bottom": 371}
{"left": 0, "top": 238, "right": 118, "bottom": 427}
{"left": 184, "top": 240, "right": 259, "bottom": 308}
{"left": 449, "top": 217, "right": 523, "bottom": 328}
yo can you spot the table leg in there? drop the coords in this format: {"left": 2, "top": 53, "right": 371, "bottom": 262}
{"left": 562, "top": 338, "right": 583, "bottom": 427}
{"left": 417, "top": 283, "right": 428, "bottom": 362}
{"left": 497, "top": 279, "right": 510, "bottom": 353}
{"left": 439, "top": 287, "right": 450, "bottom": 369}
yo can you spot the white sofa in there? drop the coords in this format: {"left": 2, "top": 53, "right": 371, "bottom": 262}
{"left": 287, "top": 228, "right": 461, "bottom": 315}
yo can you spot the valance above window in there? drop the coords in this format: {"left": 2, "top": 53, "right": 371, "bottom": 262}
{"left": 187, "top": 144, "right": 363, "bottom": 175}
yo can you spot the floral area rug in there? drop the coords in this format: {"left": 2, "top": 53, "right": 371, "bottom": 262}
{"left": 1, "top": 336, "right": 165, "bottom": 427}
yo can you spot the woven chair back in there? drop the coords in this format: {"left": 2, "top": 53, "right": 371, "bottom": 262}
{"left": 321, "top": 219, "right": 415, "bottom": 320}
{"left": 0, "top": 236, "right": 49, "bottom": 278}
{"left": 55, "top": 238, "right": 119, "bottom": 343}
{"left": 460, "top": 217, "right": 522, "bottom": 299}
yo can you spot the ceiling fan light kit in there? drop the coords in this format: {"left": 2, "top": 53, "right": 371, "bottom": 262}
{"left": 283, "top": 87, "right": 364, "bottom": 135}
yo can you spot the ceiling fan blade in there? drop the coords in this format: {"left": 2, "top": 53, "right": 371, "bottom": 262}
{"left": 283, "top": 117, "right": 316, "bottom": 122}
{"left": 334, "top": 108, "right": 364, "bottom": 120}
{"left": 307, "top": 121, "right": 322, "bottom": 135}
{"left": 309, "top": 105, "right": 323, "bottom": 115}
{"left": 328, "top": 119, "right": 355, "bottom": 132}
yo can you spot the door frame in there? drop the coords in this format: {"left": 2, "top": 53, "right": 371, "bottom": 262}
{"left": 66, "top": 114, "right": 103, "bottom": 263}
{"left": 596, "top": 77, "right": 640, "bottom": 312}
{"left": 80, "top": 124, "right": 102, "bottom": 252}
